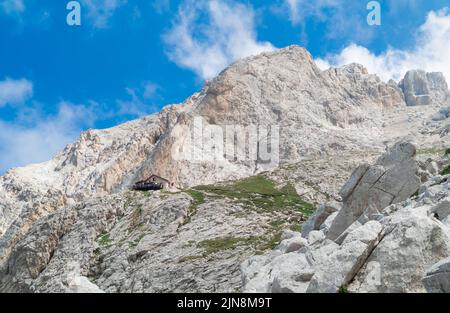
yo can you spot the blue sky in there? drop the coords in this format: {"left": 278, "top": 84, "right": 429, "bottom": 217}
{"left": 1, "top": 0, "right": 450, "bottom": 173}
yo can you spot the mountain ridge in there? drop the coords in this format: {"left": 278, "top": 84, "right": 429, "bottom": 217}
{"left": 1, "top": 45, "right": 450, "bottom": 293}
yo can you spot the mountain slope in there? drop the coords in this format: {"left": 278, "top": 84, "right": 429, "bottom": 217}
{"left": 1, "top": 45, "right": 450, "bottom": 293}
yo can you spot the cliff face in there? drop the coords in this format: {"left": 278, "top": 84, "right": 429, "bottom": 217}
{"left": 1, "top": 45, "right": 450, "bottom": 293}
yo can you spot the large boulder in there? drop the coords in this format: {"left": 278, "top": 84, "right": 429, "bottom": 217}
{"left": 349, "top": 205, "right": 450, "bottom": 292}
{"left": 327, "top": 142, "right": 420, "bottom": 240}
{"left": 306, "top": 221, "right": 383, "bottom": 293}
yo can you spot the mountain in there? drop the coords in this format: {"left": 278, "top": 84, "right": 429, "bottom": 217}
{"left": 1, "top": 46, "right": 450, "bottom": 293}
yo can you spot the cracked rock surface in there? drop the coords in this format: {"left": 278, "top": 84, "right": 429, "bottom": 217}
{"left": 242, "top": 142, "right": 450, "bottom": 293}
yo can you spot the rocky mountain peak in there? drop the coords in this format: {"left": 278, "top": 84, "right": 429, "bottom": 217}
{"left": 399, "top": 69, "right": 450, "bottom": 106}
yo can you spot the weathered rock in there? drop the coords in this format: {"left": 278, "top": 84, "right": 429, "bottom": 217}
{"left": 350, "top": 201, "right": 450, "bottom": 292}
{"left": 306, "top": 221, "right": 382, "bottom": 293}
{"left": 278, "top": 236, "right": 308, "bottom": 254}
{"left": 432, "top": 107, "right": 450, "bottom": 121}
{"left": 399, "top": 70, "right": 450, "bottom": 106}
{"left": 431, "top": 197, "right": 450, "bottom": 226}
{"left": 301, "top": 202, "right": 340, "bottom": 238}
{"left": 423, "top": 257, "right": 450, "bottom": 293}
{"left": 320, "top": 211, "right": 339, "bottom": 234}
{"left": 242, "top": 142, "right": 450, "bottom": 293}
{"left": 327, "top": 142, "right": 420, "bottom": 240}
{"left": 271, "top": 253, "right": 314, "bottom": 293}
{"left": 308, "top": 230, "right": 326, "bottom": 246}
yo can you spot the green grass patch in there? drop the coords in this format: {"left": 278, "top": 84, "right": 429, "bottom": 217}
{"left": 417, "top": 148, "right": 446, "bottom": 156}
{"left": 128, "top": 240, "right": 139, "bottom": 248}
{"left": 442, "top": 166, "right": 450, "bottom": 176}
{"left": 269, "top": 220, "right": 286, "bottom": 230}
{"left": 97, "top": 232, "right": 113, "bottom": 247}
{"left": 289, "top": 224, "right": 302, "bottom": 232}
{"left": 197, "top": 232, "right": 285, "bottom": 256}
{"left": 185, "top": 189, "right": 205, "bottom": 205}
{"left": 178, "top": 189, "right": 206, "bottom": 227}
{"left": 126, "top": 232, "right": 146, "bottom": 249}
{"left": 258, "top": 232, "right": 283, "bottom": 251}
{"left": 198, "top": 236, "right": 259, "bottom": 256}
{"left": 193, "top": 176, "right": 315, "bottom": 216}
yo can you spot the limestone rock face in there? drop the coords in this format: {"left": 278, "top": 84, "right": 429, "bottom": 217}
{"left": 241, "top": 142, "right": 450, "bottom": 293}
{"left": 399, "top": 70, "right": 450, "bottom": 106}
{"left": 0, "top": 46, "right": 408, "bottom": 239}
{"left": 432, "top": 107, "right": 450, "bottom": 121}
{"left": 423, "top": 257, "right": 450, "bottom": 293}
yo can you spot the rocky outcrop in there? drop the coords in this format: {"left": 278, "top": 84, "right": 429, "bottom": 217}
{"left": 432, "top": 107, "right": 450, "bottom": 121}
{"left": 241, "top": 142, "right": 450, "bottom": 293}
{"left": 301, "top": 202, "right": 340, "bottom": 238}
{"left": 399, "top": 70, "right": 450, "bottom": 106}
{"left": 327, "top": 142, "right": 421, "bottom": 240}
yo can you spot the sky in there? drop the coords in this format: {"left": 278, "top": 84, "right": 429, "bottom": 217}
{"left": 0, "top": 0, "right": 450, "bottom": 173}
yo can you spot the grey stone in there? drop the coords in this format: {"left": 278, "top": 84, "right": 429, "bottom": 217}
{"left": 399, "top": 70, "right": 450, "bottom": 106}
{"left": 423, "top": 257, "right": 450, "bottom": 293}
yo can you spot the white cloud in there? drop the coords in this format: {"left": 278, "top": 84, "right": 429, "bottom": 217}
{"left": 0, "top": 0, "right": 25, "bottom": 14}
{"left": 81, "top": 0, "right": 127, "bottom": 28}
{"left": 0, "top": 102, "right": 95, "bottom": 173}
{"left": 316, "top": 8, "right": 450, "bottom": 82}
{"left": 285, "top": 0, "right": 339, "bottom": 25}
{"left": 0, "top": 78, "right": 33, "bottom": 107}
{"left": 0, "top": 80, "right": 159, "bottom": 173}
{"left": 283, "top": 0, "right": 374, "bottom": 43}
{"left": 143, "top": 82, "right": 158, "bottom": 99}
{"left": 116, "top": 87, "right": 153, "bottom": 117}
{"left": 164, "top": 0, "right": 275, "bottom": 80}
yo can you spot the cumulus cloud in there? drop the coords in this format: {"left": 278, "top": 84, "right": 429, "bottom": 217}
{"left": 81, "top": 0, "right": 127, "bottom": 28}
{"left": 163, "top": 0, "right": 275, "bottom": 79}
{"left": 0, "top": 102, "right": 96, "bottom": 173}
{"left": 316, "top": 8, "right": 450, "bottom": 82}
{"left": 283, "top": 0, "right": 375, "bottom": 43}
{"left": 0, "top": 0, "right": 25, "bottom": 14}
{"left": 0, "top": 78, "right": 33, "bottom": 107}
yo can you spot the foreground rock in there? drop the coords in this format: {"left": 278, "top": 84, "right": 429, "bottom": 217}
{"left": 241, "top": 142, "right": 450, "bottom": 293}
{"left": 423, "top": 257, "right": 450, "bottom": 293}
{"left": 326, "top": 142, "right": 421, "bottom": 241}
